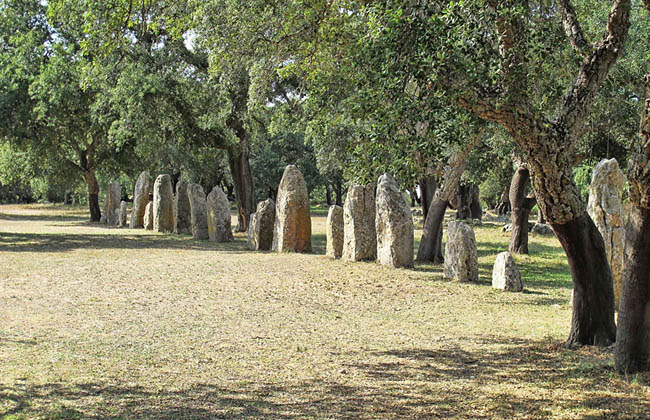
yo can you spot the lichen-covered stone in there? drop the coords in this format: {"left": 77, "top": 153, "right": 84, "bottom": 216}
{"left": 587, "top": 158, "right": 625, "bottom": 308}
{"left": 342, "top": 184, "right": 376, "bottom": 261}
{"left": 443, "top": 221, "right": 478, "bottom": 282}
{"left": 118, "top": 201, "right": 128, "bottom": 227}
{"left": 272, "top": 165, "right": 312, "bottom": 252}
{"left": 174, "top": 180, "right": 192, "bottom": 235}
{"left": 129, "top": 171, "right": 150, "bottom": 228}
{"left": 531, "top": 223, "right": 554, "bottom": 236}
{"left": 187, "top": 183, "right": 209, "bottom": 240}
{"left": 153, "top": 174, "right": 174, "bottom": 233}
{"left": 492, "top": 251, "right": 523, "bottom": 292}
{"left": 326, "top": 205, "right": 344, "bottom": 259}
{"left": 101, "top": 181, "right": 121, "bottom": 225}
{"left": 144, "top": 201, "right": 153, "bottom": 230}
{"left": 207, "top": 186, "right": 233, "bottom": 242}
{"left": 248, "top": 199, "right": 275, "bottom": 250}
{"left": 375, "top": 174, "right": 413, "bottom": 268}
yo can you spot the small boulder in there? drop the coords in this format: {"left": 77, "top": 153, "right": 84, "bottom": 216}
{"left": 118, "top": 201, "right": 128, "bottom": 227}
{"left": 492, "top": 251, "right": 523, "bottom": 292}
{"left": 444, "top": 221, "right": 479, "bottom": 282}
{"left": 531, "top": 223, "right": 554, "bottom": 236}
{"left": 187, "top": 183, "right": 209, "bottom": 240}
{"left": 144, "top": 201, "right": 154, "bottom": 230}
{"left": 129, "top": 171, "right": 150, "bottom": 228}
{"left": 207, "top": 186, "right": 233, "bottom": 242}
{"left": 272, "top": 165, "right": 312, "bottom": 252}
{"left": 342, "top": 184, "right": 376, "bottom": 261}
{"left": 174, "top": 180, "right": 192, "bottom": 235}
{"left": 153, "top": 174, "right": 174, "bottom": 233}
{"left": 248, "top": 199, "right": 276, "bottom": 251}
{"left": 326, "top": 205, "right": 344, "bottom": 259}
{"left": 375, "top": 173, "right": 413, "bottom": 268}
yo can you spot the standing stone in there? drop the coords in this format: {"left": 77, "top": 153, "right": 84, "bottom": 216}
{"left": 101, "top": 181, "right": 121, "bottom": 225}
{"left": 174, "top": 180, "right": 192, "bottom": 235}
{"left": 118, "top": 201, "right": 128, "bottom": 227}
{"left": 144, "top": 202, "right": 154, "bottom": 230}
{"left": 248, "top": 199, "right": 276, "bottom": 250}
{"left": 326, "top": 205, "right": 344, "bottom": 259}
{"left": 375, "top": 173, "right": 414, "bottom": 268}
{"left": 129, "top": 171, "right": 150, "bottom": 228}
{"left": 587, "top": 158, "right": 625, "bottom": 309}
{"left": 153, "top": 174, "right": 174, "bottom": 233}
{"left": 492, "top": 251, "right": 523, "bottom": 292}
{"left": 272, "top": 165, "right": 312, "bottom": 252}
{"left": 207, "top": 186, "right": 233, "bottom": 242}
{"left": 443, "top": 221, "right": 479, "bottom": 282}
{"left": 187, "top": 183, "right": 209, "bottom": 240}
{"left": 342, "top": 184, "right": 376, "bottom": 261}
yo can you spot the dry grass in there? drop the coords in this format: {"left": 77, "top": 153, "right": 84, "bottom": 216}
{"left": 0, "top": 204, "right": 648, "bottom": 420}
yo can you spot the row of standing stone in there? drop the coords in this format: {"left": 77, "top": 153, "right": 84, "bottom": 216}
{"left": 100, "top": 172, "right": 233, "bottom": 242}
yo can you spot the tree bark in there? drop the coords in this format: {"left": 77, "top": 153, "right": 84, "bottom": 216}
{"left": 470, "top": 184, "right": 482, "bottom": 219}
{"left": 83, "top": 170, "right": 101, "bottom": 222}
{"left": 616, "top": 73, "right": 650, "bottom": 373}
{"left": 497, "top": 186, "right": 511, "bottom": 215}
{"left": 537, "top": 208, "right": 545, "bottom": 224}
{"left": 419, "top": 175, "right": 436, "bottom": 220}
{"left": 553, "top": 214, "right": 616, "bottom": 347}
{"left": 509, "top": 165, "right": 536, "bottom": 254}
{"left": 227, "top": 141, "right": 256, "bottom": 232}
{"left": 455, "top": 184, "right": 472, "bottom": 219}
{"left": 334, "top": 178, "right": 343, "bottom": 206}
{"left": 325, "top": 183, "right": 333, "bottom": 206}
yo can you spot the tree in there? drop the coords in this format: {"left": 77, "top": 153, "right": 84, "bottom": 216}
{"left": 508, "top": 164, "right": 536, "bottom": 254}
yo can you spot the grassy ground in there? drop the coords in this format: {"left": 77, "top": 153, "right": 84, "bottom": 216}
{"left": 0, "top": 203, "right": 648, "bottom": 420}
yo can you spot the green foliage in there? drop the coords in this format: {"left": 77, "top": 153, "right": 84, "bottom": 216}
{"left": 573, "top": 162, "right": 594, "bottom": 203}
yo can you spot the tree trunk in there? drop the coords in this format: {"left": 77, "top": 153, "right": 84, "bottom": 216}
{"left": 616, "top": 72, "right": 650, "bottom": 373}
{"left": 497, "top": 186, "right": 511, "bottom": 216}
{"left": 325, "top": 183, "right": 333, "bottom": 206}
{"left": 509, "top": 165, "right": 536, "bottom": 254}
{"left": 83, "top": 170, "right": 101, "bottom": 222}
{"left": 537, "top": 209, "right": 545, "bottom": 224}
{"left": 417, "top": 129, "right": 483, "bottom": 263}
{"left": 553, "top": 214, "right": 616, "bottom": 347}
{"left": 409, "top": 189, "right": 416, "bottom": 207}
{"left": 470, "top": 184, "right": 482, "bottom": 219}
{"left": 335, "top": 179, "right": 343, "bottom": 206}
{"left": 455, "top": 184, "right": 472, "bottom": 219}
{"left": 417, "top": 195, "right": 449, "bottom": 263}
{"left": 419, "top": 175, "right": 436, "bottom": 220}
{"left": 615, "top": 207, "right": 650, "bottom": 373}
{"left": 227, "top": 141, "right": 256, "bottom": 232}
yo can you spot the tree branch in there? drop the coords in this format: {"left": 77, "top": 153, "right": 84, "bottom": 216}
{"left": 557, "top": 0, "right": 590, "bottom": 56}
{"left": 557, "top": 0, "right": 631, "bottom": 140}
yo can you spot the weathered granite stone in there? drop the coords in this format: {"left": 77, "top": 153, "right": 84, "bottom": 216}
{"left": 587, "top": 158, "right": 625, "bottom": 309}
{"left": 118, "top": 201, "right": 128, "bottom": 227}
{"left": 326, "top": 205, "right": 344, "bottom": 259}
{"left": 531, "top": 223, "right": 554, "bottom": 236}
{"left": 342, "top": 184, "right": 376, "bottom": 261}
{"left": 375, "top": 174, "right": 413, "bottom": 268}
{"left": 187, "top": 183, "right": 209, "bottom": 240}
{"left": 248, "top": 199, "right": 276, "bottom": 251}
{"left": 174, "top": 180, "right": 192, "bottom": 235}
{"left": 207, "top": 186, "right": 233, "bottom": 242}
{"left": 144, "top": 201, "right": 153, "bottom": 230}
{"left": 443, "top": 221, "right": 478, "bottom": 282}
{"left": 129, "top": 171, "right": 150, "bottom": 228}
{"left": 272, "top": 165, "right": 312, "bottom": 252}
{"left": 153, "top": 174, "right": 174, "bottom": 233}
{"left": 492, "top": 251, "right": 523, "bottom": 292}
{"left": 101, "top": 181, "right": 121, "bottom": 225}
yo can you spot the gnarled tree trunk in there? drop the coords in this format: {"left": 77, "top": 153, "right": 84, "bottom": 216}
{"left": 419, "top": 175, "right": 437, "bottom": 220}
{"left": 470, "top": 184, "right": 482, "bottom": 219}
{"left": 509, "top": 165, "right": 536, "bottom": 254}
{"left": 227, "top": 140, "right": 256, "bottom": 232}
{"left": 616, "top": 73, "right": 650, "bottom": 373}
{"left": 455, "top": 184, "right": 472, "bottom": 219}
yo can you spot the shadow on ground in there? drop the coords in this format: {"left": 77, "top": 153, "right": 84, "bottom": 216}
{"left": 0, "top": 231, "right": 248, "bottom": 253}
{"left": 1, "top": 338, "right": 647, "bottom": 419}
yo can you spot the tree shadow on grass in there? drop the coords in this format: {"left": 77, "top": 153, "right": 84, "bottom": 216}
{"left": 0, "top": 232, "right": 249, "bottom": 253}
{"left": 0, "top": 211, "right": 87, "bottom": 223}
{"left": 1, "top": 337, "right": 648, "bottom": 419}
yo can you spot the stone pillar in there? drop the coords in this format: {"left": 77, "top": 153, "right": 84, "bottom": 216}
{"left": 248, "top": 199, "right": 276, "bottom": 251}
{"left": 587, "top": 158, "right": 625, "bottom": 309}
{"left": 326, "top": 205, "right": 344, "bottom": 259}
{"left": 129, "top": 171, "right": 150, "bottom": 228}
{"left": 207, "top": 186, "right": 233, "bottom": 242}
{"left": 375, "top": 174, "right": 413, "bottom": 268}
{"left": 174, "top": 180, "right": 192, "bottom": 235}
{"left": 272, "top": 165, "right": 312, "bottom": 252}
{"left": 187, "top": 183, "right": 209, "bottom": 240}
{"left": 443, "top": 221, "right": 478, "bottom": 282}
{"left": 153, "top": 174, "right": 174, "bottom": 233}
{"left": 342, "top": 184, "right": 376, "bottom": 261}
